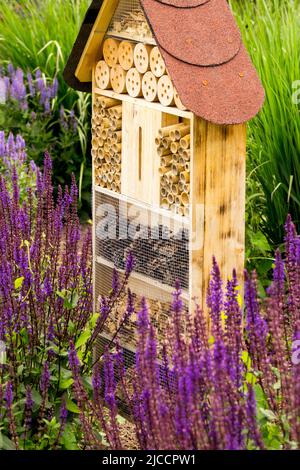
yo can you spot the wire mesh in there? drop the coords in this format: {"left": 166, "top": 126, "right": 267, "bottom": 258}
{"left": 108, "top": 0, "right": 154, "bottom": 43}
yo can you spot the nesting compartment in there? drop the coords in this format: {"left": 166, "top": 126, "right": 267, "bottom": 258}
{"left": 92, "top": 95, "right": 123, "bottom": 192}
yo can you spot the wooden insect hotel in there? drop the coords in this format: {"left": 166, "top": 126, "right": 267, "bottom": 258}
{"left": 64, "top": 0, "right": 264, "bottom": 350}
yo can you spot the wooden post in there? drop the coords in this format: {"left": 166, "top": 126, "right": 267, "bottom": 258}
{"left": 191, "top": 116, "right": 246, "bottom": 311}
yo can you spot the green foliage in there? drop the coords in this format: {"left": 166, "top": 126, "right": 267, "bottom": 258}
{"left": 0, "top": 0, "right": 92, "bottom": 219}
{"left": 232, "top": 0, "right": 300, "bottom": 245}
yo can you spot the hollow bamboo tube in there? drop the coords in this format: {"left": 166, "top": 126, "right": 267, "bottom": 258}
{"left": 107, "top": 172, "right": 114, "bottom": 183}
{"left": 185, "top": 162, "right": 190, "bottom": 171}
{"left": 114, "top": 163, "right": 121, "bottom": 174}
{"left": 107, "top": 128, "right": 114, "bottom": 138}
{"left": 165, "top": 171, "right": 179, "bottom": 183}
{"left": 158, "top": 123, "right": 183, "bottom": 138}
{"left": 180, "top": 191, "right": 190, "bottom": 206}
{"left": 178, "top": 156, "right": 185, "bottom": 166}
{"left": 180, "top": 171, "right": 190, "bottom": 184}
{"left": 111, "top": 130, "right": 122, "bottom": 143}
{"left": 182, "top": 149, "right": 191, "bottom": 161}
{"left": 95, "top": 114, "right": 102, "bottom": 126}
{"left": 111, "top": 182, "right": 117, "bottom": 192}
{"left": 155, "top": 136, "right": 161, "bottom": 146}
{"left": 170, "top": 142, "right": 179, "bottom": 154}
{"left": 161, "top": 198, "right": 170, "bottom": 210}
{"left": 177, "top": 206, "right": 185, "bottom": 216}
{"left": 142, "top": 71, "right": 158, "bottom": 102}
{"left": 101, "top": 129, "right": 108, "bottom": 140}
{"left": 159, "top": 166, "right": 171, "bottom": 176}
{"left": 91, "top": 148, "right": 97, "bottom": 159}
{"left": 109, "top": 105, "right": 122, "bottom": 119}
{"left": 171, "top": 163, "right": 184, "bottom": 175}
{"left": 150, "top": 47, "right": 166, "bottom": 77}
{"left": 112, "top": 143, "right": 122, "bottom": 153}
{"left": 111, "top": 119, "right": 122, "bottom": 130}
{"left": 184, "top": 183, "right": 190, "bottom": 193}
{"left": 174, "top": 88, "right": 187, "bottom": 111}
{"left": 161, "top": 186, "right": 168, "bottom": 198}
{"left": 98, "top": 148, "right": 105, "bottom": 159}
{"left": 180, "top": 134, "right": 191, "bottom": 149}
{"left": 103, "top": 38, "right": 120, "bottom": 67}
{"left": 126, "top": 68, "right": 143, "bottom": 98}
{"left": 174, "top": 125, "right": 190, "bottom": 141}
{"left": 172, "top": 153, "right": 179, "bottom": 163}
{"left": 110, "top": 65, "right": 127, "bottom": 93}
{"left": 167, "top": 193, "right": 175, "bottom": 205}
{"left": 95, "top": 60, "right": 111, "bottom": 90}
{"left": 170, "top": 124, "right": 190, "bottom": 141}
{"left": 118, "top": 40, "right": 135, "bottom": 71}
{"left": 161, "top": 155, "right": 173, "bottom": 166}
{"left": 157, "top": 147, "right": 172, "bottom": 157}
{"left": 175, "top": 195, "right": 181, "bottom": 206}
{"left": 178, "top": 181, "right": 185, "bottom": 192}
{"left": 109, "top": 147, "right": 115, "bottom": 157}
{"left": 92, "top": 137, "right": 98, "bottom": 148}
{"left": 171, "top": 184, "right": 179, "bottom": 195}
{"left": 104, "top": 142, "right": 110, "bottom": 153}
{"left": 162, "top": 137, "right": 171, "bottom": 149}
{"left": 95, "top": 96, "right": 102, "bottom": 107}
{"left": 100, "top": 108, "right": 107, "bottom": 117}
{"left": 134, "top": 43, "right": 152, "bottom": 74}
{"left": 114, "top": 153, "right": 122, "bottom": 163}
{"left": 99, "top": 96, "right": 120, "bottom": 109}
{"left": 99, "top": 117, "right": 111, "bottom": 128}
{"left": 157, "top": 75, "right": 175, "bottom": 107}
{"left": 107, "top": 137, "right": 112, "bottom": 146}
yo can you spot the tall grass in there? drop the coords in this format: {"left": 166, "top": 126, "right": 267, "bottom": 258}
{"left": 0, "top": 0, "right": 90, "bottom": 105}
{"left": 0, "top": 0, "right": 92, "bottom": 217}
{"left": 232, "top": 0, "right": 300, "bottom": 245}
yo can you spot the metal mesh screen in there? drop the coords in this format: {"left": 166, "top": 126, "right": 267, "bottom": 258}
{"left": 108, "top": 0, "right": 154, "bottom": 43}
{"left": 93, "top": 188, "right": 190, "bottom": 347}
{"left": 95, "top": 189, "right": 190, "bottom": 290}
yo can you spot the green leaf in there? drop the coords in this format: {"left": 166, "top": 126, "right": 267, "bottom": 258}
{"left": 0, "top": 432, "right": 16, "bottom": 450}
{"left": 31, "top": 389, "right": 42, "bottom": 407}
{"left": 75, "top": 329, "right": 91, "bottom": 349}
{"left": 62, "top": 424, "right": 79, "bottom": 450}
{"left": 259, "top": 408, "right": 277, "bottom": 422}
{"left": 66, "top": 398, "right": 80, "bottom": 414}
{"left": 59, "top": 378, "right": 74, "bottom": 390}
{"left": 14, "top": 276, "right": 24, "bottom": 290}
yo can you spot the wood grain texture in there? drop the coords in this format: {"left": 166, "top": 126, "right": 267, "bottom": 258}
{"left": 191, "top": 118, "right": 246, "bottom": 312}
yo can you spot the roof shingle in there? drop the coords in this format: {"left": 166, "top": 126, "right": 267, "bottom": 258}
{"left": 63, "top": 0, "right": 265, "bottom": 124}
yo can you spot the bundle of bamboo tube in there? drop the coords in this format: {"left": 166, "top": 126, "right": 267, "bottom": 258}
{"left": 95, "top": 38, "right": 189, "bottom": 111}
{"left": 92, "top": 95, "right": 122, "bottom": 192}
{"left": 156, "top": 122, "right": 191, "bottom": 216}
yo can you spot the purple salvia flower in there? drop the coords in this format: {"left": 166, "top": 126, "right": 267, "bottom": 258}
{"left": 40, "top": 362, "right": 50, "bottom": 395}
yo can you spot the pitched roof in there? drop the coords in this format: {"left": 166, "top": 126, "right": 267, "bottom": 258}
{"left": 63, "top": 0, "right": 264, "bottom": 124}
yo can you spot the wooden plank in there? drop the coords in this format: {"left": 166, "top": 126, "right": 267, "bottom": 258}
{"left": 92, "top": 68, "right": 97, "bottom": 313}
{"left": 96, "top": 255, "right": 189, "bottom": 301}
{"left": 75, "top": 0, "right": 119, "bottom": 82}
{"left": 190, "top": 116, "right": 207, "bottom": 310}
{"left": 94, "top": 87, "right": 193, "bottom": 119}
{"left": 121, "top": 101, "right": 162, "bottom": 206}
{"left": 202, "top": 123, "right": 246, "bottom": 307}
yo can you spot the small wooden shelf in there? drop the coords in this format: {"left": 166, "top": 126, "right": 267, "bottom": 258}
{"left": 106, "top": 31, "right": 156, "bottom": 46}
{"left": 96, "top": 255, "right": 189, "bottom": 301}
{"left": 94, "top": 87, "right": 192, "bottom": 119}
{"left": 94, "top": 184, "right": 190, "bottom": 226}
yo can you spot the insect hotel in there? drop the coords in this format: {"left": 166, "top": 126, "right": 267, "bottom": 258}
{"left": 64, "top": 0, "right": 264, "bottom": 348}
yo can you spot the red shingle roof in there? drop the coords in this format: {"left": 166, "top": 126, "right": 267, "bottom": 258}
{"left": 63, "top": 0, "right": 264, "bottom": 124}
